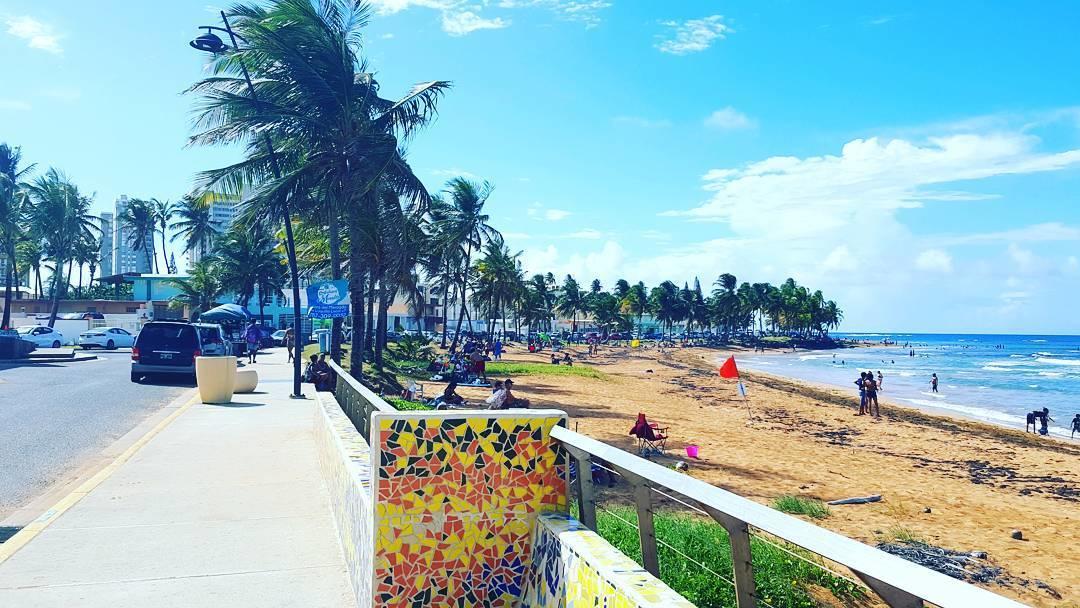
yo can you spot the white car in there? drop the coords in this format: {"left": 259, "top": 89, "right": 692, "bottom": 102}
{"left": 16, "top": 325, "right": 67, "bottom": 348}
{"left": 78, "top": 327, "right": 135, "bottom": 349}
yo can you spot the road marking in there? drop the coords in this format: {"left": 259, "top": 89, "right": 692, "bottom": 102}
{"left": 0, "top": 392, "right": 200, "bottom": 565}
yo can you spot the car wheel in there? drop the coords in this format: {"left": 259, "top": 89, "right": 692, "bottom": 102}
{"left": 107, "top": 340, "right": 115, "bottom": 350}
{"left": 131, "top": 371, "right": 142, "bottom": 383}
{"left": 52, "top": 340, "right": 61, "bottom": 348}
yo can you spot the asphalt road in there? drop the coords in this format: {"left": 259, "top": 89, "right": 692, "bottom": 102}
{"left": 0, "top": 351, "right": 190, "bottom": 517}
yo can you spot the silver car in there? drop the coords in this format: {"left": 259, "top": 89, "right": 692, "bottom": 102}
{"left": 192, "top": 323, "right": 231, "bottom": 356}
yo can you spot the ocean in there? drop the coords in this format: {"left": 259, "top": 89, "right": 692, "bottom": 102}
{"left": 736, "top": 333, "right": 1080, "bottom": 440}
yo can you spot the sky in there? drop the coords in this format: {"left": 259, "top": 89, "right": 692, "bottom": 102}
{"left": 3, "top": 1, "right": 1080, "bottom": 334}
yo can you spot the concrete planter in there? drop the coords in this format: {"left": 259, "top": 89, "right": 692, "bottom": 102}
{"left": 196, "top": 356, "right": 237, "bottom": 404}
{"left": 235, "top": 368, "right": 259, "bottom": 393}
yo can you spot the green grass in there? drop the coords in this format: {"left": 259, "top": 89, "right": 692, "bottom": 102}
{"left": 771, "top": 495, "right": 831, "bottom": 520}
{"left": 385, "top": 397, "right": 433, "bottom": 411}
{"left": 886, "top": 525, "right": 926, "bottom": 544}
{"left": 586, "top": 505, "right": 863, "bottom": 608}
{"left": 762, "top": 336, "right": 793, "bottom": 344}
{"left": 591, "top": 506, "right": 862, "bottom": 607}
{"left": 485, "top": 361, "right": 605, "bottom": 379}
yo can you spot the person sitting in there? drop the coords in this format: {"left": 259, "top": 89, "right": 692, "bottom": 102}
{"left": 502, "top": 379, "right": 530, "bottom": 409}
{"left": 441, "top": 381, "right": 465, "bottom": 406}
{"left": 485, "top": 381, "right": 508, "bottom": 410}
{"left": 550, "top": 353, "right": 559, "bottom": 365}
{"left": 304, "top": 354, "right": 334, "bottom": 391}
{"left": 562, "top": 352, "right": 573, "bottom": 366}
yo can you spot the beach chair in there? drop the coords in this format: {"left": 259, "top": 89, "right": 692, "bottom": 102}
{"left": 629, "top": 413, "right": 669, "bottom": 457}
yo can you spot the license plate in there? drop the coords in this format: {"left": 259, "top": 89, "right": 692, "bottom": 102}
{"left": 160, "top": 353, "right": 173, "bottom": 360}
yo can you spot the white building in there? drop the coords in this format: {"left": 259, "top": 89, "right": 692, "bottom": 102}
{"left": 98, "top": 212, "right": 114, "bottom": 277}
{"left": 113, "top": 196, "right": 154, "bottom": 274}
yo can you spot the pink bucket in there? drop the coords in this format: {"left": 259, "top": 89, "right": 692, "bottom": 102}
{"left": 685, "top": 445, "right": 699, "bottom": 459}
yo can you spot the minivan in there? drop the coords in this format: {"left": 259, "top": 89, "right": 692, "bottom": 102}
{"left": 131, "top": 321, "right": 204, "bottom": 383}
{"left": 192, "top": 323, "right": 230, "bottom": 356}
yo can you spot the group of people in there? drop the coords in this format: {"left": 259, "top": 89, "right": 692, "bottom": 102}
{"left": 303, "top": 354, "right": 334, "bottom": 391}
{"left": 854, "top": 371, "right": 883, "bottom": 416}
{"left": 434, "top": 377, "right": 530, "bottom": 410}
{"left": 430, "top": 338, "right": 503, "bottom": 386}
{"left": 550, "top": 352, "right": 573, "bottom": 366}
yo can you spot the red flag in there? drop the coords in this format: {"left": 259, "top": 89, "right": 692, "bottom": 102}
{"left": 718, "top": 355, "right": 740, "bottom": 379}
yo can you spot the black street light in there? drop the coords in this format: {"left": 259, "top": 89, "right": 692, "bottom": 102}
{"left": 191, "top": 11, "right": 306, "bottom": 399}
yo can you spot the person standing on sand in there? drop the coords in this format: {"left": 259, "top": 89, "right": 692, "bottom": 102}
{"left": 865, "top": 372, "right": 880, "bottom": 417}
{"left": 930, "top": 373, "right": 939, "bottom": 393}
{"left": 855, "top": 372, "right": 867, "bottom": 415}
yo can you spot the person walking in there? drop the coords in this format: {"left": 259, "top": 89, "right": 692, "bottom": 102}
{"left": 284, "top": 327, "right": 295, "bottom": 362}
{"left": 493, "top": 338, "right": 503, "bottom": 361}
{"left": 1071, "top": 414, "right": 1080, "bottom": 439}
{"left": 245, "top": 320, "right": 261, "bottom": 364}
{"left": 930, "top": 373, "right": 939, "bottom": 393}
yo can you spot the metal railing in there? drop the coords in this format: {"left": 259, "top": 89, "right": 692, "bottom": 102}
{"left": 329, "top": 360, "right": 394, "bottom": 440}
{"left": 553, "top": 427, "right": 1027, "bottom": 608}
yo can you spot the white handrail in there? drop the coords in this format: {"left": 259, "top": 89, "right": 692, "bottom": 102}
{"left": 327, "top": 360, "right": 395, "bottom": 413}
{"left": 550, "top": 426, "right": 1028, "bottom": 608}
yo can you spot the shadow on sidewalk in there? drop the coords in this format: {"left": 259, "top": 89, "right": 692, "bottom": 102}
{"left": 205, "top": 402, "right": 265, "bottom": 408}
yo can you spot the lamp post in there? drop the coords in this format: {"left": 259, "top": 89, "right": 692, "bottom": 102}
{"left": 191, "top": 11, "right": 305, "bottom": 399}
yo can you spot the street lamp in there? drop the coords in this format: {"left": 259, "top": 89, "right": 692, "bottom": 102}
{"left": 190, "top": 11, "right": 306, "bottom": 399}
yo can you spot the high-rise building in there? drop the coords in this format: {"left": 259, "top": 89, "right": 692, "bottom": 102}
{"left": 113, "top": 195, "right": 154, "bottom": 274}
{"left": 98, "top": 212, "right": 114, "bottom": 277}
{"left": 188, "top": 195, "right": 240, "bottom": 267}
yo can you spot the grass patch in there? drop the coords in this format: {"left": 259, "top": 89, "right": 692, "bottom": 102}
{"left": 886, "top": 525, "right": 926, "bottom": 544}
{"left": 485, "top": 361, "right": 605, "bottom": 379}
{"left": 590, "top": 505, "right": 863, "bottom": 608}
{"left": 762, "top": 336, "right": 793, "bottom": 344}
{"left": 385, "top": 397, "right": 433, "bottom": 411}
{"left": 772, "top": 495, "right": 831, "bottom": 520}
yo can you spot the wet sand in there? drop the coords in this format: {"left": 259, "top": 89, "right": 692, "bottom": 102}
{"left": 444, "top": 343, "right": 1079, "bottom": 606}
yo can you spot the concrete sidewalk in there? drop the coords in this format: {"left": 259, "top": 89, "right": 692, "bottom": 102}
{"left": 0, "top": 350, "right": 354, "bottom": 607}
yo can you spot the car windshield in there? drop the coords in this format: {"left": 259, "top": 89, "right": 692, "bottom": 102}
{"left": 137, "top": 324, "right": 197, "bottom": 348}
{"left": 16, "top": 327, "right": 34, "bottom": 334}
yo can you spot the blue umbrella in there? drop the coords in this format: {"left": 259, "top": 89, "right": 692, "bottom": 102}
{"left": 198, "top": 303, "right": 252, "bottom": 323}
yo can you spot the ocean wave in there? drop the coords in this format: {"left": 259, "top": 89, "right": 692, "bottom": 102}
{"left": 981, "top": 366, "right": 1011, "bottom": 372}
{"left": 798, "top": 354, "right": 835, "bottom": 361}
{"left": 1027, "top": 339, "right": 1048, "bottom": 343}
{"left": 1038, "top": 371, "right": 1065, "bottom": 378}
{"left": 1035, "top": 357, "right": 1080, "bottom": 367}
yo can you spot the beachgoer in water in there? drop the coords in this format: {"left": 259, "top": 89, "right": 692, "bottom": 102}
{"left": 1026, "top": 411, "right": 1037, "bottom": 433}
{"left": 1071, "top": 414, "right": 1080, "bottom": 439}
{"left": 876, "top": 371, "right": 884, "bottom": 390}
{"left": 855, "top": 372, "right": 867, "bottom": 415}
{"left": 1037, "top": 408, "right": 1053, "bottom": 436}
{"left": 930, "top": 373, "right": 939, "bottom": 393}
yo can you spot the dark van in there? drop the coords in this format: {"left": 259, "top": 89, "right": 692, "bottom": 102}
{"left": 131, "top": 321, "right": 202, "bottom": 383}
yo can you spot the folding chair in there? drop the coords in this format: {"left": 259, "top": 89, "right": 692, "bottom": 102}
{"left": 629, "top": 413, "right": 669, "bottom": 457}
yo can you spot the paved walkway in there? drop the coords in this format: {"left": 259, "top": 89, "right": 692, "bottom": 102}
{"left": 0, "top": 350, "right": 354, "bottom": 607}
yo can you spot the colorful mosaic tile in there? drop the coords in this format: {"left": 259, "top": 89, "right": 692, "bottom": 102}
{"left": 521, "top": 513, "right": 697, "bottom": 608}
{"left": 315, "top": 393, "right": 375, "bottom": 606}
{"left": 370, "top": 410, "right": 568, "bottom": 608}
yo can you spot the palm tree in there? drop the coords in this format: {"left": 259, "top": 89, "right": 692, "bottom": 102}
{"left": 72, "top": 234, "right": 98, "bottom": 299}
{"left": 188, "top": 0, "right": 449, "bottom": 383}
{"left": 23, "top": 169, "right": 98, "bottom": 326}
{"left": 151, "top": 198, "right": 177, "bottom": 274}
{"left": 16, "top": 239, "right": 43, "bottom": 299}
{"left": 167, "top": 259, "right": 224, "bottom": 318}
{"left": 118, "top": 198, "right": 156, "bottom": 273}
{"left": 0, "top": 143, "right": 34, "bottom": 329}
{"left": 436, "top": 178, "right": 498, "bottom": 350}
{"left": 213, "top": 226, "right": 282, "bottom": 311}
{"left": 555, "top": 275, "right": 586, "bottom": 333}
{"left": 627, "top": 281, "right": 648, "bottom": 332}
{"left": 170, "top": 195, "right": 222, "bottom": 260}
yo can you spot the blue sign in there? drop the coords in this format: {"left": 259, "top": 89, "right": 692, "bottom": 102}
{"left": 307, "top": 280, "right": 350, "bottom": 319}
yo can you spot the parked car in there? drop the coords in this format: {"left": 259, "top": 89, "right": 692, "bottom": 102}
{"left": 77, "top": 327, "right": 135, "bottom": 349}
{"left": 131, "top": 321, "right": 205, "bottom": 383}
{"left": 271, "top": 329, "right": 288, "bottom": 346}
{"left": 15, "top": 325, "right": 66, "bottom": 348}
{"left": 192, "top": 323, "right": 230, "bottom": 356}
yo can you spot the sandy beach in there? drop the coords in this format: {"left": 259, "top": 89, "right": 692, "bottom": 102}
{"left": 444, "top": 343, "right": 1080, "bottom": 607}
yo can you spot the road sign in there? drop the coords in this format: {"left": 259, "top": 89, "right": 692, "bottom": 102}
{"left": 307, "top": 280, "right": 350, "bottom": 319}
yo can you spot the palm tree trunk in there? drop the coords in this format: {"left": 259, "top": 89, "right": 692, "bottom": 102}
{"left": 77, "top": 264, "right": 84, "bottom": 299}
{"left": 2, "top": 261, "right": 12, "bottom": 330}
{"left": 65, "top": 260, "right": 74, "bottom": 299}
{"left": 328, "top": 212, "right": 343, "bottom": 363}
{"left": 440, "top": 278, "right": 450, "bottom": 349}
{"left": 365, "top": 274, "right": 376, "bottom": 362}
{"left": 160, "top": 227, "right": 170, "bottom": 274}
{"left": 35, "top": 268, "right": 41, "bottom": 300}
{"left": 374, "top": 286, "right": 390, "bottom": 371}
{"left": 450, "top": 243, "right": 472, "bottom": 351}
{"left": 47, "top": 260, "right": 64, "bottom": 328}
{"left": 348, "top": 236, "right": 367, "bottom": 381}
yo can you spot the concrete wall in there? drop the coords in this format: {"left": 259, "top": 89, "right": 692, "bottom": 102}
{"left": 521, "top": 513, "right": 696, "bottom": 608}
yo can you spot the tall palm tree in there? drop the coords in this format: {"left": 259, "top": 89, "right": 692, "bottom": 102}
{"left": 555, "top": 274, "right": 586, "bottom": 333}
{"left": 24, "top": 169, "right": 98, "bottom": 326}
{"left": 213, "top": 226, "right": 281, "bottom": 310}
{"left": 188, "top": 0, "right": 449, "bottom": 384}
{"left": 436, "top": 178, "right": 498, "bottom": 350}
{"left": 627, "top": 281, "right": 648, "bottom": 332}
{"left": 151, "top": 198, "right": 177, "bottom": 274}
{"left": 0, "top": 143, "right": 34, "bottom": 329}
{"left": 118, "top": 198, "right": 157, "bottom": 273}
{"left": 170, "top": 195, "right": 221, "bottom": 260}
{"left": 16, "top": 239, "right": 43, "bottom": 299}
{"left": 72, "top": 234, "right": 98, "bottom": 299}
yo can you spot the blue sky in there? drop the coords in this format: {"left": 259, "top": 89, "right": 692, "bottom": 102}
{"left": 4, "top": 1, "right": 1080, "bottom": 333}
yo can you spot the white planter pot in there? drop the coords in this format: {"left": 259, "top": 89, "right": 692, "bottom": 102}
{"left": 235, "top": 368, "right": 259, "bottom": 393}
{"left": 196, "top": 356, "right": 237, "bottom": 404}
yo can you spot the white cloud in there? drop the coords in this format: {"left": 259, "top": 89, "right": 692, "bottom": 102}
{"left": 431, "top": 167, "right": 480, "bottom": 180}
{"left": 367, "top": 0, "right": 450, "bottom": 14}
{"left": 380, "top": 33, "right": 396, "bottom": 39}
{"left": 442, "top": 10, "right": 509, "bottom": 36}
{"left": 1007, "top": 243, "right": 1036, "bottom": 272}
{"left": 822, "top": 245, "right": 857, "bottom": 271}
{"left": 5, "top": 16, "right": 62, "bottom": 54}
{"left": 0, "top": 99, "right": 32, "bottom": 111}
{"left": 915, "top": 249, "right": 953, "bottom": 273}
{"left": 704, "top": 107, "right": 756, "bottom": 130}
{"left": 566, "top": 229, "right": 603, "bottom": 239}
{"left": 501, "top": 231, "right": 532, "bottom": 241}
{"left": 655, "top": 15, "right": 732, "bottom": 55}
{"left": 526, "top": 203, "right": 571, "bottom": 221}
{"left": 498, "top": 0, "right": 611, "bottom": 27}
{"left": 938, "top": 222, "right": 1080, "bottom": 246}
{"left": 868, "top": 16, "right": 894, "bottom": 26}
{"left": 612, "top": 115, "right": 672, "bottom": 129}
